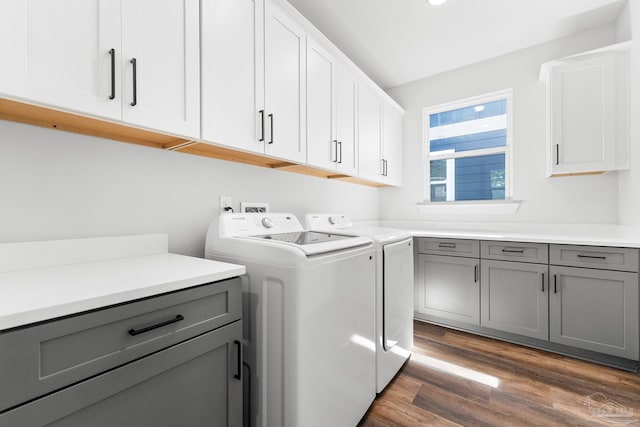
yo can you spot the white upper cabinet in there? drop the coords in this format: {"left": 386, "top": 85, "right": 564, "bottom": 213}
{"left": 541, "top": 42, "right": 630, "bottom": 177}
{"left": 359, "top": 83, "right": 403, "bottom": 185}
{"left": 306, "top": 37, "right": 335, "bottom": 171}
{"left": 382, "top": 105, "right": 403, "bottom": 186}
{"left": 263, "top": 0, "right": 306, "bottom": 163}
{"left": 0, "top": 0, "right": 200, "bottom": 139}
{"left": 334, "top": 65, "right": 358, "bottom": 176}
{"left": 358, "top": 83, "right": 383, "bottom": 182}
{"left": 121, "top": 0, "right": 200, "bottom": 138}
{"left": 306, "top": 36, "right": 359, "bottom": 176}
{"left": 0, "top": 0, "right": 121, "bottom": 120}
{"left": 201, "top": 0, "right": 264, "bottom": 153}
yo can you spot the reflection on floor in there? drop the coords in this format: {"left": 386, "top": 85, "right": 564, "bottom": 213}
{"left": 359, "top": 320, "right": 640, "bottom": 426}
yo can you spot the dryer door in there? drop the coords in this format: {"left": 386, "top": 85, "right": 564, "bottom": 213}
{"left": 383, "top": 238, "right": 414, "bottom": 351}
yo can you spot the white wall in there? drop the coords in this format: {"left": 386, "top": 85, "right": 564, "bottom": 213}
{"left": 382, "top": 23, "right": 621, "bottom": 224}
{"left": 0, "top": 120, "right": 379, "bottom": 256}
{"left": 618, "top": 0, "right": 639, "bottom": 225}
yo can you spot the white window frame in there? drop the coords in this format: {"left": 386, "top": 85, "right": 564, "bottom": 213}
{"left": 422, "top": 89, "right": 513, "bottom": 203}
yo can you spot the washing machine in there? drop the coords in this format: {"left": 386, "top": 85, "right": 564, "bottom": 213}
{"left": 306, "top": 214, "right": 414, "bottom": 393}
{"left": 205, "top": 213, "right": 376, "bottom": 427}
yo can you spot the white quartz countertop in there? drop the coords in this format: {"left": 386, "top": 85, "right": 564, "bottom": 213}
{"left": 380, "top": 221, "right": 640, "bottom": 248}
{"left": 0, "top": 235, "right": 245, "bottom": 331}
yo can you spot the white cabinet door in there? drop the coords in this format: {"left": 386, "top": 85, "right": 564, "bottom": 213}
{"left": 0, "top": 0, "right": 121, "bottom": 120}
{"left": 122, "top": 0, "right": 200, "bottom": 138}
{"left": 335, "top": 66, "right": 358, "bottom": 176}
{"left": 306, "top": 38, "right": 335, "bottom": 170}
{"left": 549, "top": 266, "right": 639, "bottom": 359}
{"left": 480, "top": 260, "right": 549, "bottom": 340}
{"left": 544, "top": 44, "right": 630, "bottom": 177}
{"left": 358, "top": 84, "right": 383, "bottom": 182}
{"left": 201, "top": 0, "right": 264, "bottom": 153}
{"left": 263, "top": 0, "right": 306, "bottom": 162}
{"left": 416, "top": 254, "right": 480, "bottom": 325}
{"left": 382, "top": 105, "right": 403, "bottom": 186}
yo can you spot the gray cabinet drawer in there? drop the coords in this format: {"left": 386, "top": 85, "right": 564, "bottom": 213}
{"left": 417, "top": 238, "right": 479, "bottom": 258}
{"left": 0, "top": 321, "right": 243, "bottom": 427}
{"left": 481, "top": 241, "right": 548, "bottom": 264}
{"left": 550, "top": 245, "right": 639, "bottom": 272}
{"left": 0, "top": 277, "right": 241, "bottom": 413}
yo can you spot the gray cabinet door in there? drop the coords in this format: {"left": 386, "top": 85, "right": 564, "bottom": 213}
{"left": 481, "top": 260, "right": 549, "bottom": 340}
{"left": 416, "top": 254, "right": 480, "bottom": 325}
{"left": 549, "top": 266, "right": 639, "bottom": 360}
{"left": 1, "top": 321, "right": 243, "bottom": 427}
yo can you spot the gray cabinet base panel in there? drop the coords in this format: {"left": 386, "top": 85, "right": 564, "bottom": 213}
{"left": 414, "top": 313, "right": 640, "bottom": 373}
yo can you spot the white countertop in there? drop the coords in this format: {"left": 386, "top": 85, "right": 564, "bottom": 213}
{"left": 380, "top": 220, "right": 640, "bottom": 248}
{"left": 0, "top": 235, "right": 245, "bottom": 331}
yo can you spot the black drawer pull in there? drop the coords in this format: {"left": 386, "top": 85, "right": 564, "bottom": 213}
{"left": 439, "top": 243, "right": 456, "bottom": 249}
{"left": 502, "top": 248, "right": 524, "bottom": 254}
{"left": 259, "top": 110, "right": 265, "bottom": 142}
{"left": 234, "top": 340, "right": 242, "bottom": 380}
{"left": 130, "top": 58, "right": 137, "bottom": 107}
{"left": 128, "top": 314, "right": 184, "bottom": 336}
{"left": 577, "top": 254, "right": 607, "bottom": 260}
{"left": 108, "top": 48, "right": 116, "bottom": 100}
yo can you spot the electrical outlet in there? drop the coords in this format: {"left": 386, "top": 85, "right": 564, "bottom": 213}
{"left": 219, "top": 196, "right": 232, "bottom": 212}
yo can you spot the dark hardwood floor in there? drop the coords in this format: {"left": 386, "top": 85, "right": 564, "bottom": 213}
{"left": 359, "top": 321, "right": 640, "bottom": 426}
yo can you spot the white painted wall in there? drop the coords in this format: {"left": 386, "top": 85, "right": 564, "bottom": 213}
{"left": 618, "top": 0, "right": 639, "bottom": 225}
{"left": 0, "top": 120, "right": 379, "bottom": 256}
{"left": 382, "top": 24, "right": 621, "bottom": 224}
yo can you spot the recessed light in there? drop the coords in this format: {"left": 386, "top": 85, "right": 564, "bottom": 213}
{"left": 428, "top": 0, "right": 448, "bottom": 6}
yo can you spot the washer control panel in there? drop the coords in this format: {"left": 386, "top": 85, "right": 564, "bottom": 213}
{"left": 221, "top": 213, "right": 304, "bottom": 236}
{"left": 305, "top": 214, "right": 353, "bottom": 230}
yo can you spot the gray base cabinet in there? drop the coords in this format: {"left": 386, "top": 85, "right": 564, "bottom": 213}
{"left": 481, "top": 260, "right": 549, "bottom": 340}
{"left": 0, "top": 279, "right": 243, "bottom": 427}
{"left": 1, "top": 321, "right": 242, "bottom": 427}
{"left": 415, "top": 237, "right": 640, "bottom": 366}
{"left": 416, "top": 253, "right": 480, "bottom": 325}
{"left": 550, "top": 266, "right": 639, "bottom": 360}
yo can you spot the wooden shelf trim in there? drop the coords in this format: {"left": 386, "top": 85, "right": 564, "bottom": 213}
{"left": 0, "top": 98, "right": 389, "bottom": 187}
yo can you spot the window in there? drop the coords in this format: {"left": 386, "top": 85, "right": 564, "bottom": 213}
{"left": 424, "top": 90, "right": 512, "bottom": 203}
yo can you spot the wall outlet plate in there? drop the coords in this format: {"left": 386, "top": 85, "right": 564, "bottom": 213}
{"left": 220, "top": 196, "right": 232, "bottom": 211}
{"left": 241, "top": 202, "right": 269, "bottom": 213}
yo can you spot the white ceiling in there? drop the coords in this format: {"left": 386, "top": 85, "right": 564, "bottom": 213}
{"left": 286, "top": 0, "right": 627, "bottom": 89}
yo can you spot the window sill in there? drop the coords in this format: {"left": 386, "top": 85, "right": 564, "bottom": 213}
{"left": 417, "top": 200, "right": 521, "bottom": 216}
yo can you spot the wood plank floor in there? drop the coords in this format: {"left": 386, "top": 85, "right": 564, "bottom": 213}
{"left": 359, "top": 321, "right": 640, "bottom": 426}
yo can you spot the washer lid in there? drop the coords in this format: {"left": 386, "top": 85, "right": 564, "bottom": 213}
{"left": 242, "top": 231, "right": 372, "bottom": 256}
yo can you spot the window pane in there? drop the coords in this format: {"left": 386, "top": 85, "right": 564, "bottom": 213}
{"left": 429, "top": 99, "right": 506, "bottom": 128}
{"left": 429, "top": 98, "right": 507, "bottom": 154}
{"left": 429, "top": 153, "right": 505, "bottom": 202}
{"left": 430, "top": 129, "right": 506, "bottom": 153}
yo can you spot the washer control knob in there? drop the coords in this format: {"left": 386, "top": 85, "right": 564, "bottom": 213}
{"left": 261, "top": 217, "right": 274, "bottom": 228}
{"left": 328, "top": 216, "right": 339, "bottom": 225}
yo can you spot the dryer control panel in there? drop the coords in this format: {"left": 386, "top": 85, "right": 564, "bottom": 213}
{"left": 305, "top": 214, "right": 353, "bottom": 230}
{"left": 220, "top": 213, "right": 304, "bottom": 237}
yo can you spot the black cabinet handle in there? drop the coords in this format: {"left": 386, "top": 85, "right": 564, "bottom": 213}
{"left": 555, "top": 144, "right": 559, "bottom": 165}
{"left": 474, "top": 265, "right": 478, "bottom": 283}
{"left": 383, "top": 159, "right": 388, "bottom": 176}
{"left": 259, "top": 110, "right": 265, "bottom": 142}
{"left": 332, "top": 140, "right": 338, "bottom": 162}
{"left": 128, "top": 314, "right": 184, "bottom": 336}
{"left": 108, "top": 49, "right": 116, "bottom": 100}
{"left": 130, "top": 58, "right": 137, "bottom": 107}
{"left": 577, "top": 254, "right": 607, "bottom": 260}
{"left": 502, "top": 248, "right": 525, "bottom": 254}
{"left": 554, "top": 274, "right": 557, "bottom": 294}
{"left": 268, "top": 113, "right": 273, "bottom": 144}
{"left": 338, "top": 141, "right": 343, "bottom": 164}
{"left": 439, "top": 243, "right": 456, "bottom": 249}
{"left": 541, "top": 272, "right": 545, "bottom": 292}
{"left": 234, "top": 340, "right": 242, "bottom": 380}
